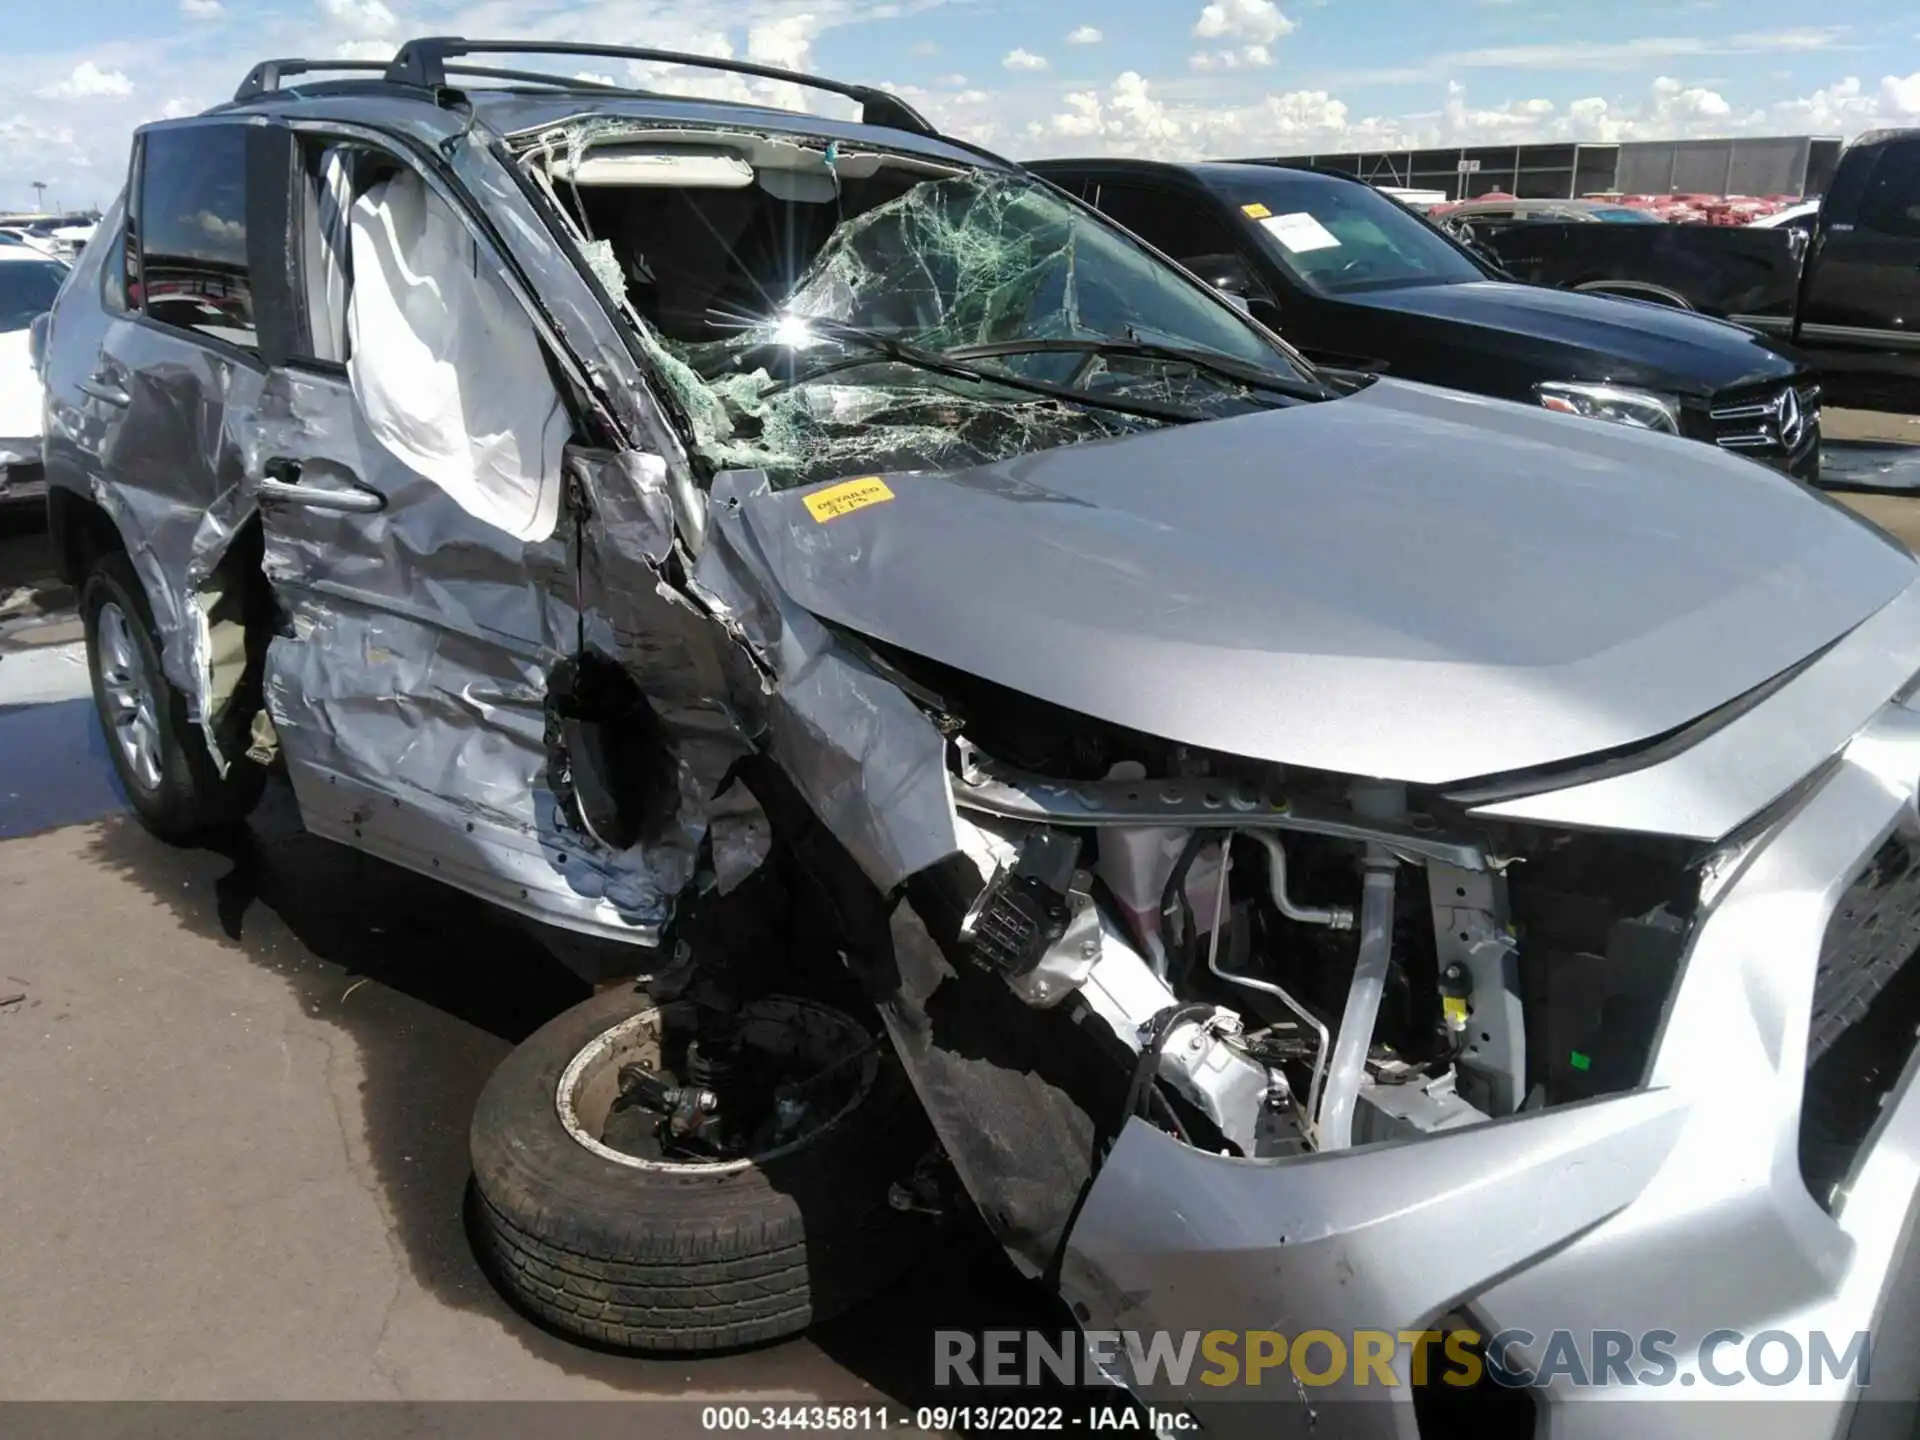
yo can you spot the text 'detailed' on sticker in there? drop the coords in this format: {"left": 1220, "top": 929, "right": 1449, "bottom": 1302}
{"left": 805, "top": 476, "right": 896, "bottom": 522}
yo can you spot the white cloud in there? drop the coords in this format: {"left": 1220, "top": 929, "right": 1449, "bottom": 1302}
{"left": 1030, "top": 73, "right": 1188, "bottom": 154}
{"left": 934, "top": 73, "right": 969, "bottom": 88}
{"left": 1190, "top": 45, "right": 1274, "bottom": 70}
{"left": 1003, "top": 49, "right": 1050, "bottom": 72}
{"left": 1880, "top": 71, "right": 1920, "bottom": 114}
{"left": 1442, "top": 27, "right": 1847, "bottom": 73}
{"left": 1193, "top": 0, "right": 1295, "bottom": 45}
{"left": 1769, "top": 71, "right": 1920, "bottom": 133}
{"left": 196, "top": 209, "right": 243, "bottom": 242}
{"left": 910, "top": 41, "right": 938, "bottom": 57}
{"left": 36, "top": 62, "right": 134, "bottom": 100}
{"left": 1067, "top": 26, "right": 1104, "bottom": 45}
{"left": 1018, "top": 69, "right": 1814, "bottom": 162}
{"left": 747, "top": 13, "right": 818, "bottom": 72}
{"left": 159, "top": 97, "right": 202, "bottom": 120}
{"left": 179, "top": 0, "right": 222, "bottom": 16}
{"left": 318, "top": 0, "right": 396, "bottom": 37}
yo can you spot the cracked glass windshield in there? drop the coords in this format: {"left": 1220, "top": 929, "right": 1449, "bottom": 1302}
{"left": 547, "top": 151, "right": 1325, "bottom": 489}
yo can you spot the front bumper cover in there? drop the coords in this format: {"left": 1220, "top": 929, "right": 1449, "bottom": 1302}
{"left": 1059, "top": 693, "right": 1920, "bottom": 1437}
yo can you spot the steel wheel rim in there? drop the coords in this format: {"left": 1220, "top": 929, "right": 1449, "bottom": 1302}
{"left": 95, "top": 600, "right": 163, "bottom": 792}
{"left": 556, "top": 997, "right": 879, "bottom": 1174}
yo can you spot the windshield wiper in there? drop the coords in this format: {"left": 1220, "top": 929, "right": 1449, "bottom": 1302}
{"left": 760, "top": 321, "right": 1213, "bottom": 425}
{"left": 938, "top": 337, "right": 1330, "bottom": 402}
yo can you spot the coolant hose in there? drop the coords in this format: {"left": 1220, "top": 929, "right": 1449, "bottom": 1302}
{"left": 1316, "top": 859, "right": 1397, "bottom": 1150}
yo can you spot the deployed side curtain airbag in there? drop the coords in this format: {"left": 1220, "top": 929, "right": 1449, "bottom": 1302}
{"left": 347, "top": 170, "right": 566, "bottom": 542}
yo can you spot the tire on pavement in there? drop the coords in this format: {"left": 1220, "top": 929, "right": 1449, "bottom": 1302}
{"left": 469, "top": 982, "right": 933, "bottom": 1352}
{"left": 81, "top": 550, "right": 265, "bottom": 841}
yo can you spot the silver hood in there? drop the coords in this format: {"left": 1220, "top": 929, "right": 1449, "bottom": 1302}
{"left": 738, "top": 378, "right": 1915, "bottom": 786}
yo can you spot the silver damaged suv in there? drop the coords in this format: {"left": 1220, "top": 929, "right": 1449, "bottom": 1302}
{"left": 38, "top": 37, "right": 1920, "bottom": 1436}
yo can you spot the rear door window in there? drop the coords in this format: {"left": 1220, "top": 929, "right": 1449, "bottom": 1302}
{"left": 136, "top": 124, "right": 257, "bottom": 350}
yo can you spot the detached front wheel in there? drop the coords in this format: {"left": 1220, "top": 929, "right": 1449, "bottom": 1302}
{"left": 469, "top": 984, "right": 932, "bottom": 1351}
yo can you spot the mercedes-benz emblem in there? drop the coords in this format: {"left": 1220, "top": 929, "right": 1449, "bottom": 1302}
{"left": 1774, "top": 387, "right": 1805, "bottom": 451}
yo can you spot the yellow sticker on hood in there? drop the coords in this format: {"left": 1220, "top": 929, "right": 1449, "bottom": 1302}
{"left": 1241, "top": 202, "right": 1273, "bottom": 219}
{"left": 805, "top": 476, "right": 895, "bottom": 522}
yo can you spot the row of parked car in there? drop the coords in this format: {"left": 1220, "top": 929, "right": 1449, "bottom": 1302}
{"left": 1447, "top": 129, "right": 1920, "bottom": 413}
{"left": 20, "top": 40, "right": 1920, "bottom": 1440}
{"left": 1027, "top": 157, "right": 1823, "bottom": 476}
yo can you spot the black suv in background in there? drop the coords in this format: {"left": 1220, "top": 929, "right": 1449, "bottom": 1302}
{"left": 1461, "top": 129, "right": 1920, "bottom": 416}
{"left": 1029, "top": 159, "right": 1822, "bottom": 479}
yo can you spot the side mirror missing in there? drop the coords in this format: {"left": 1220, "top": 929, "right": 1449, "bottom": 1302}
{"left": 27, "top": 312, "right": 50, "bottom": 375}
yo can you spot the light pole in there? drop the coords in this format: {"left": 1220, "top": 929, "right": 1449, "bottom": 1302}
{"left": 31, "top": 181, "right": 46, "bottom": 214}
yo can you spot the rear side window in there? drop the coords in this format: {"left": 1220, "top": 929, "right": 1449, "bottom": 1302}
{"left": 136, "top": 125, "right": 256, "bottom": 350}
{"left": 1856, "top": 142, "right": 1920, "bottom": 240}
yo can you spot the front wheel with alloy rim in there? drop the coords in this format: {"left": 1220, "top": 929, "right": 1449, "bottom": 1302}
{"left": 468, "top": 984, "right": 935, "bottom": 1352}
{"left": 82, "top": 551, "right": 264, "bottom": 841}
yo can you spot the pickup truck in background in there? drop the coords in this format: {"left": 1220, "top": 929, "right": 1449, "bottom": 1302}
{"left": 1469, "top": 128, "right": 1920, "bottom": 414}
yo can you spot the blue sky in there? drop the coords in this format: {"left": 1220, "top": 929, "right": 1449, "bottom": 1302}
{"left": 4, "top": 0, "right": 1918, "bottom": 209}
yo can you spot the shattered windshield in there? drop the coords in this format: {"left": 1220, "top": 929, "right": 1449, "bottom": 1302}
{"left": 541, "top": 150, "right": 1326, "bottom": 490}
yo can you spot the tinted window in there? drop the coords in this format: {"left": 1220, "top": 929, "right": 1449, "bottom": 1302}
{"left": 1216, "top": 174, "right": 1488, "bottom": 293}
{"left": 1591, "top": 207, "right": 1661, "bottom": 223}
{"left": 0, "top": 259, "right": 66, "bottom": 330}
{"left": 1088, "top": 181, "right": 1241, "bottom": 265}
{"left": 137, "top": 125, "right": 255, "bottom": 348}
{"left": 1857, "top": 142, "right": 1920, "bottom": 240}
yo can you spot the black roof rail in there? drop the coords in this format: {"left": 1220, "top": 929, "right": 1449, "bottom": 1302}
{"left": 233, "top": 56, "right": 650, "bottom": 104}
{"left": 383, "top": 36, "right": 939, "bottom": 136}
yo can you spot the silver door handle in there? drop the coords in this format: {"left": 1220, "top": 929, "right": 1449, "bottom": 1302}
{"left": 77, "top": 376, "right": 129, "bottom": 407}
{"left": 258, "top": 474, "right": 385, "bottom": 513}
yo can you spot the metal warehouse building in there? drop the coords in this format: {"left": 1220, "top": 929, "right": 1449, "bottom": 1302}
{"left": 1252, "top": 135, "right": 1845, "bottom": 202}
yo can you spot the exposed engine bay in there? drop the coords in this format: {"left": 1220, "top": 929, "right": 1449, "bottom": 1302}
{"left": 911, "top": 673, "right": 1701, "bottom": 1166}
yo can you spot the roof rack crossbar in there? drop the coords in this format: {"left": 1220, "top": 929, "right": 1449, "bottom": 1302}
{"left": 384, "top": 36, "right": 938, "bottom": 136}
{"left": 234, "top": 58, "right": 391, "bottom": 102}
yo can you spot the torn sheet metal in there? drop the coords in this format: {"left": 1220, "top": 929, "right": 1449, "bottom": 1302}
{"left": 879, "top": 898, "right": 1103, "bottom": 1277}
{"left": 687, "top": 466, "right": 961, "bottom": 892}
{"left": 238, "top": 368, "right": 697, "bottom": 940}
{"left": 40, "top": 196, "right": 263, "bottom": 732}
{"left": 708, "top": 779, "right": 772, "bottom": 895}
{"left": 565, "top": 445, "right": 755, "bottom": 902}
